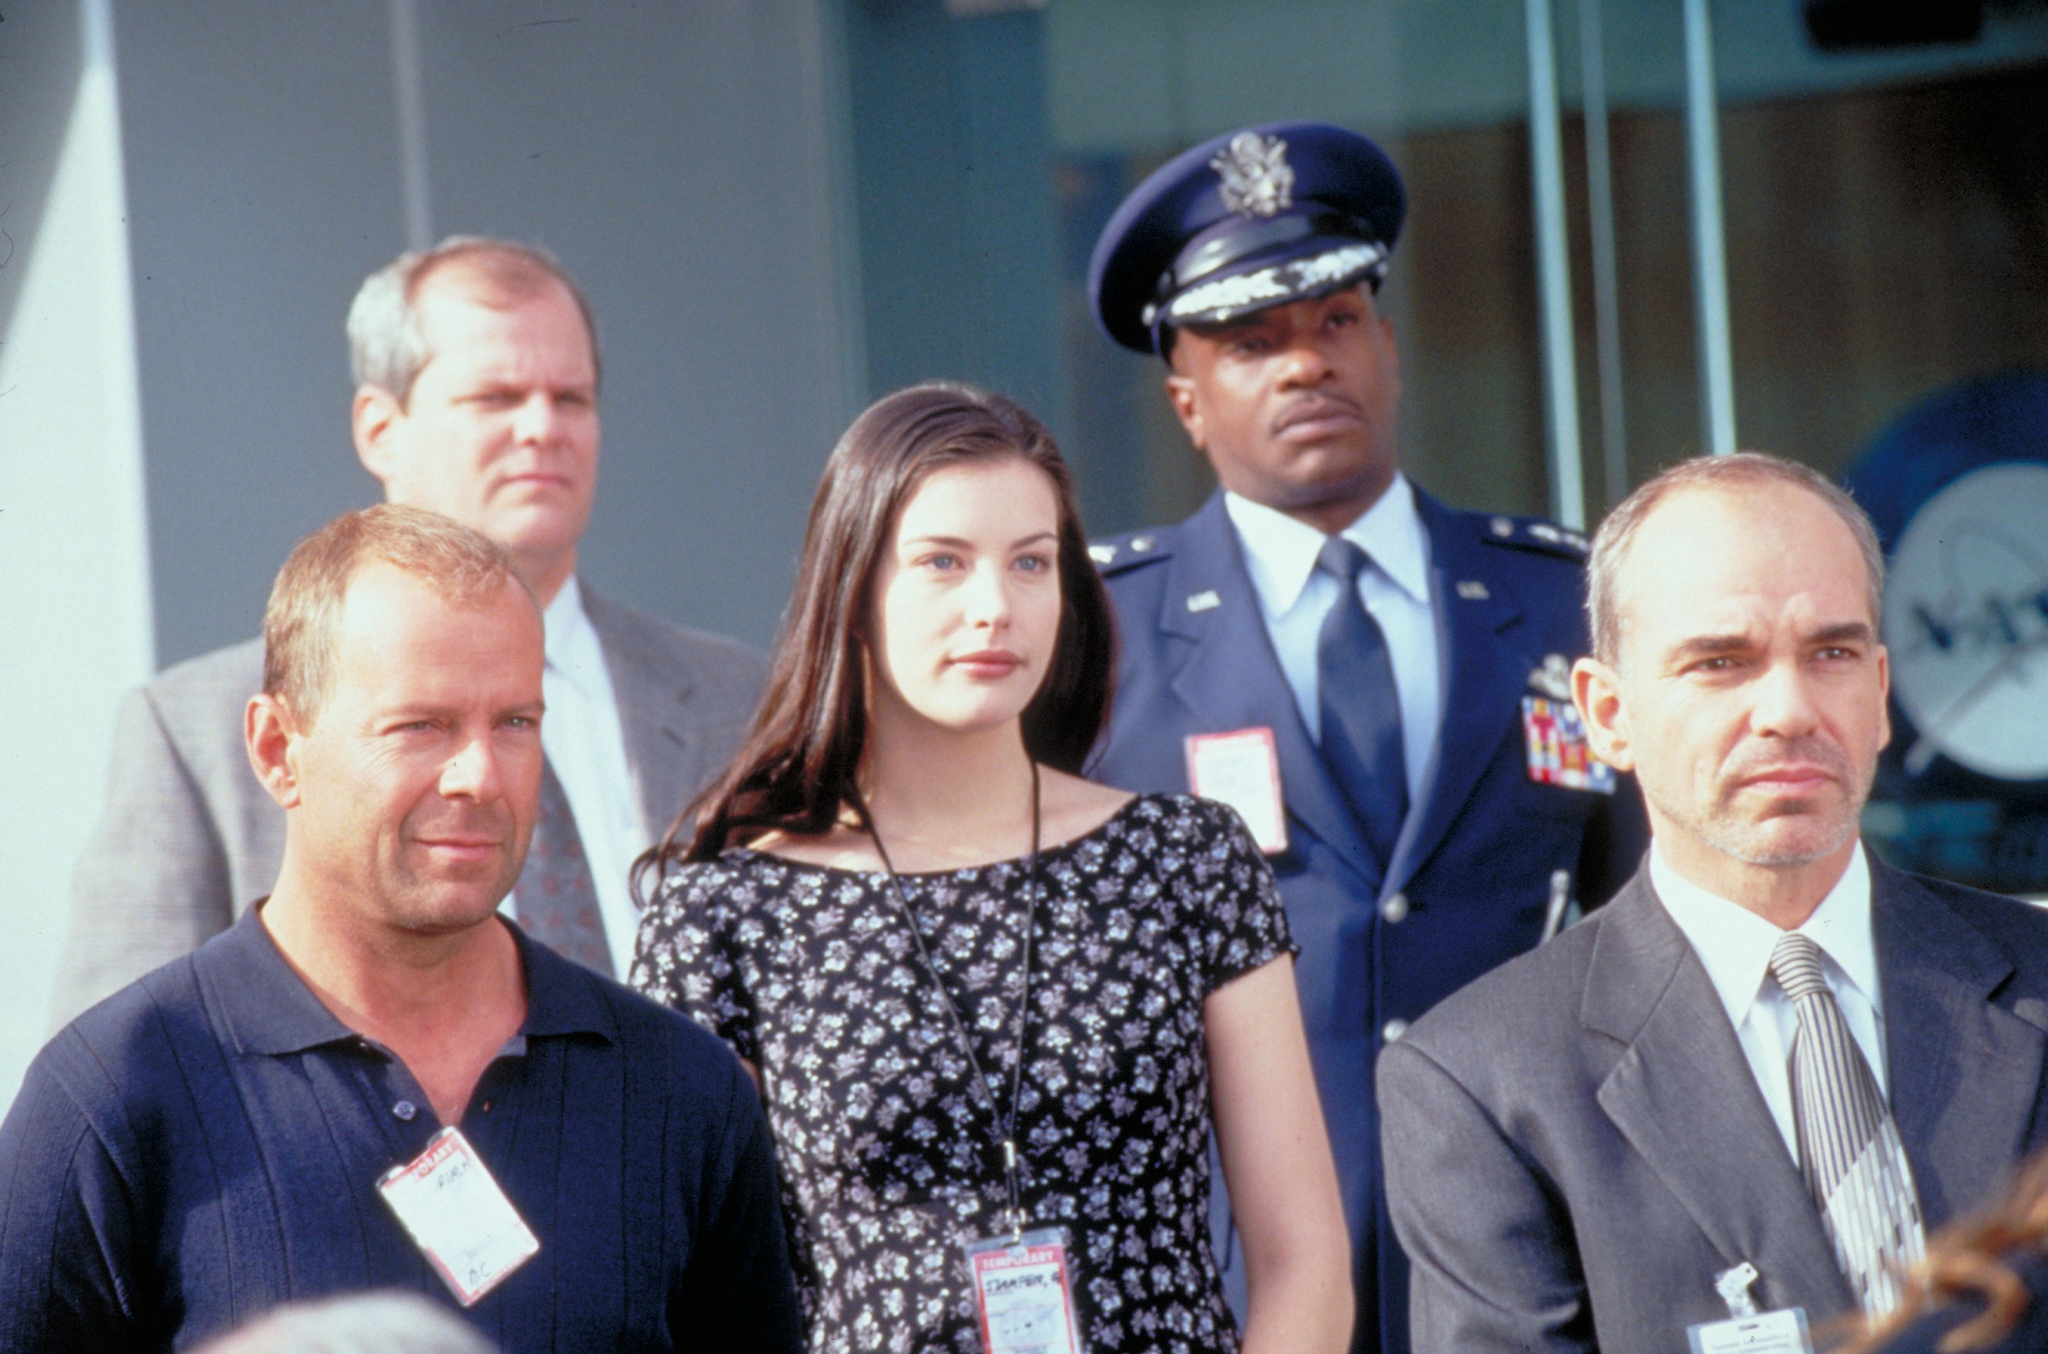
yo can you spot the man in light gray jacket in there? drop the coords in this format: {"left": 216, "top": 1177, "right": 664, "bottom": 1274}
{"left": 55, "top": 237, "right": 765, "bottom": 1017}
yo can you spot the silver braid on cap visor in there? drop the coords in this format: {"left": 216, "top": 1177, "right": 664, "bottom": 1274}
{"left": 1145, "top": 240, "right": 1388, "bottom": 331}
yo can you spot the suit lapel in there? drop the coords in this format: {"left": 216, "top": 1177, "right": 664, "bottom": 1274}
{"left": 1385, "top": 493, "right": 1531, "bottom": 898}
{"left": 1158, "top": 496, "right": 1379, "bottom": 888}
{"left": 581, "top": 586, "right": 701, "bottom": 840}
{"left": 1587, "top": 875, "right": 1854, "bottom": 1315}
{"left": 1874, "top": 860, "right": 2047, "bottom": 1227}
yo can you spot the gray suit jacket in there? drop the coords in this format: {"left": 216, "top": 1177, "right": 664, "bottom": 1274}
{"left": 1377, "top": 858, "right": 2048, "bottom": 1354}
{"left": 54, "top": 585, "right": 767, "bottom": 1021}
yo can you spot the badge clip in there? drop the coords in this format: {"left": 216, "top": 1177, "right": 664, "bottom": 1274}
{"left": 1688, "top": 1264, "right": 1812, "bottom": 1354}
{"left": 1002, "top": 1139, "right": 1025, "bottom": 1243}
{"left": 1715, "top": 1262, "right": 1761, "bottom": 1319}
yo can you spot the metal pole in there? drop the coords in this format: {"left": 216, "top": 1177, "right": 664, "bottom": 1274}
{"left": 1578, "top": 0, "right": 1630, "bottom": 506}
{"left": 1683, "top": 0, "right": 1738, "bottom": 455}
{"left": 1526, "top": 0, "right": 1588, "bottom": 529}
{"left": 388, "top": 0, "right": 434, "bottom": 249}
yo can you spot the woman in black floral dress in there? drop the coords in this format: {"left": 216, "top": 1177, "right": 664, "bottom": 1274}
{"left": 632, "top": 384, "right": 1349, "bottom": 1354}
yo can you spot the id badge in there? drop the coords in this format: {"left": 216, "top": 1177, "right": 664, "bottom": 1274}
{"left": 1186, "top": 727, "right": 1288, "bottom": 854}
{"left": 377, "top": 1126, "right": 540, "bottom": 1306}
{"left": 1522, "top": 695, "right": 1616, "bottom": 793}
{"left": 964, "top": 1227, "right": 1087, "bottom": 1354}
{"left": 1685, "top": 1308, "right": 1813, "bottom": 1354}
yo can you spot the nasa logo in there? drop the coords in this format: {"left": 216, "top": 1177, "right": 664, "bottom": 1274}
{"left": 1885, "top": 462, "right": 2048, "bottom": 782}
{"left": 1845, "top": 370, "right": 2048, "bottom": 896}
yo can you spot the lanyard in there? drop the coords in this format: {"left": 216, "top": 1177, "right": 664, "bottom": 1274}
{"left": 856, "top": 761, "right": 1043, "bottom": 1241}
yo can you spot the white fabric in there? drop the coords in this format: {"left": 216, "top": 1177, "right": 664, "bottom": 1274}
{"left": 500, "top": 576, "right": 644, "bottom": 979}
{"left": 1652, "top": 842, "right": 1887, "bottom": 1166}
{"left": 1223, "top": 474, "right": 1439, "bottom": 805}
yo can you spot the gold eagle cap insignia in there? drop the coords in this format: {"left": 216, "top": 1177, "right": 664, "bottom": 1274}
{"left": 1211, "top": 133, "right": 1294, "bottom": 218}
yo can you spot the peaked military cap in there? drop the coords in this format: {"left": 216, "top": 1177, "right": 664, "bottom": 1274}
{"left": 1088, "top": 121, "right": 1407, "bottom": 356}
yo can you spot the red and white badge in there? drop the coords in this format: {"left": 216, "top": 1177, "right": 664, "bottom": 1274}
{"left": 1185, "top": 727, "right": 1288, "bottom": 854}
{"left": 965, "top": 1228, "right": 1086, "bottom": 1354}
{"left": 377, "top": 1126, "right": 539, "bottom": 1306}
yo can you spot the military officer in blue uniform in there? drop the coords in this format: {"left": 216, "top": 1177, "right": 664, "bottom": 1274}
{"left": 1083, "top": 122, "right": 1646, "bottom": 1354}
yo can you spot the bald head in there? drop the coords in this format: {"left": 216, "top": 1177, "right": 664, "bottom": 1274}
{"left": 1587, "top": 453, "right": 1884, "bottom": 667}
{"left": 1569, "top": 456, "right": 1893, "bottom": 917}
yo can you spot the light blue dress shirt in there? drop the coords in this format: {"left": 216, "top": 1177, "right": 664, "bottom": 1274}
{"left": 1223, "top": 474, "right": 1441, "bottom": 807}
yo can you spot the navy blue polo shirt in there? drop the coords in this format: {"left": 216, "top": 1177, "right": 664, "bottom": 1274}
{"left": 0, "top": 907, "right": 802, "bottom": 1352}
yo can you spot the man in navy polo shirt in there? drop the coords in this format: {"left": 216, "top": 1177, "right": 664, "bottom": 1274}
{"left": 0, "top": 506, "right": 801, "bottom": 1352}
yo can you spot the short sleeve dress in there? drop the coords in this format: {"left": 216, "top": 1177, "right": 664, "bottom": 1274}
{"left": 631, "top": 793, "right": 1294, "bottom": 1354}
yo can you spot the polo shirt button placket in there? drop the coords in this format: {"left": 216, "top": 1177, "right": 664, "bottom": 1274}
{"left": 392, "top": 1100, "right": 417, "bottom": 1122}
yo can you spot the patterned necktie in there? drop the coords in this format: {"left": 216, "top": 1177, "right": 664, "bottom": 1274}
{"left": 1314, "top": 536, "right": 1408, "bottom": 866}
{"left": 517, "top": 757, "right": 613, "bottom": 975}
{"left": 1768, "top": 931, "right": 1924, "bottom": 1317}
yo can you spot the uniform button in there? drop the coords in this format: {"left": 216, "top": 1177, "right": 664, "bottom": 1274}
{"left": 1381, "top": 893, "right": 1409, "bottom": 924}
{"left": 392, "top": 1100, "right": 417, "bottom": 1121}
{"left": 1382, "top": 1019, "right": 1409, "bottom": 1043}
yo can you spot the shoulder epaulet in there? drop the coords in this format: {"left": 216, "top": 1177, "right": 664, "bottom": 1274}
{"left": 1088, "top": 527, "right": 1175, "bottom": 576}
{"left": 1477, "top": 512, "right": 1589, "bottom": 561}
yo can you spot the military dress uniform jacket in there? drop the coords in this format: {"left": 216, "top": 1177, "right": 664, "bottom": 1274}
{"left": 1087, "top": 486, "right": 1645, "bottom": 1354}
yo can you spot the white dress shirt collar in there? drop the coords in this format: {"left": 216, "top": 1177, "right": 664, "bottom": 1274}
{"left": 1651, "top": 840, "right": 1882, "bottom": 1036}
{"left": 1224, "top": 474, "right": 1430, "bottom": 623}
{"left": 541, "top": 575, "right": 604, "bottom": 697}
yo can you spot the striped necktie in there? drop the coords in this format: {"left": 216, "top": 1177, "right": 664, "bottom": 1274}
{"left": 1768, "top": 931, "right": 1924, "bottom": 1317}
{"left": 517, "top": 757, "right": 613, "bottom": 975}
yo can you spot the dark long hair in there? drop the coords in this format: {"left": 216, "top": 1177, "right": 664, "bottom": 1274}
{"left": 634, "top": 382, "right": 1116, "bottom": 893}
{"left": 1838, "top": 1151, "right": 2048, "bottom": 1353}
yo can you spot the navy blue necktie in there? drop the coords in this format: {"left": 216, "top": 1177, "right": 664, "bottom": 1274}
{"left": 1315, "top": 537, "right": 1408, "bottom": 865}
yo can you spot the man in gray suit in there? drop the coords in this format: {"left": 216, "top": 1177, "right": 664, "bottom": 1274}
{"left": 1378, "top": 453, "right": 2048, "bottom": 1354}
{"left": 54, "top": 238, "right": 766, "bottom": 1016}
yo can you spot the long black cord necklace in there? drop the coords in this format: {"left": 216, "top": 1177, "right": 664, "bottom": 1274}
{"left": 854, "top": 760, "right": 1043, "bottom": 1240}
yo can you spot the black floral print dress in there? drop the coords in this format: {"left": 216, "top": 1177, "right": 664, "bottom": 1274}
{"left": 631, "top": 794, "right": 1294, "bottom": 1354}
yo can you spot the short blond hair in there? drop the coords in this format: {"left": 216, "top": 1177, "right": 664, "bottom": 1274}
{"left": 263, "top": 505, "right": 533, "bottom": 724}
{"left": 1587, "top": 452, "right": 1885, "bottom": 664}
